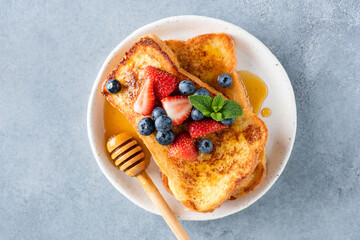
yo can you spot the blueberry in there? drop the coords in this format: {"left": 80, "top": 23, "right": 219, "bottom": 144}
{"left": 218, "top": 74, "right": 233, "bottom": 88}
{"left": 198, "top": 138, "right": 213, "bottom": 153}
{"left": 156, "top": 130, "right": 175, "bottom": 145}
{"left": 193, "top": 88, "right": 210, "bottom": 97}
{"left": 179, "top": 80, "right": 195, "bottom": 95}
{"left": 138, "top": 117, "right": 155, "bottom": 136}
{"left": 221, "top": 117, "right": 236, "bottom": 125}
{"left": 155, "top": 115, "right": 173, "bottom": 132}
{"left": 191, "top": 108, "right": 205, "bottom": 121}
{"left": 152, "top": 107, "right": 166, "bottom": 120}
{"left": 106, "top": 79, "right": 122, "bottom": 94}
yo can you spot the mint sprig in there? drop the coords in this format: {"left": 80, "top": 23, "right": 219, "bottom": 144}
{"left": 188, "top": 94, "right": 243, "bottom": 121}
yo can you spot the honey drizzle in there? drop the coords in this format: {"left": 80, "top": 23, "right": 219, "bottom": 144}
{"left": 238, "top": 71, "right": 270, "bottom": 116}
{"left": 103, "top": 101, "right": 151, "bottom": 161}
{"left": 261, "top": 108, "right": 271, "bottom": 117}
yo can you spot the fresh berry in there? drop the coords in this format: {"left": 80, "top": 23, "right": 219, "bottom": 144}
{"left": 155, "top": 115, "right": 173, "bottom": 132}
{"left": 134, "top": 78, "right": 155, "bottom": 116}
{"left": 218, "top": 74, "right": 233, "bottom": 88}
{"left": 178, "top": 80, "right": 195, "bottom": 95}
{"left": 152, "top": 107, "right": 166, "bottom": 120}
{"left": 169, "top": 132, "right": 197, "bottom": 161}
{"left": 156, "top": 130, "right": 175, "bottom": 146}
{"left": 198, "top": 138, "right": 213, "bottom": 153}
{"left": 190, "top": 108, "right": 205, "bottom": 121}
{"left": 144, "top": 66, "right": 178, "bottom": 100}
{"left": 138, "top": 117, "right": 155, "bottom": 136}
{"left": 106, "top": 79, "right": 122, "bottom": 94}
{"left": 193, "top": 88, "right": 210, "bottom": 97}
{"left": 188, "top": 119, "right": 228, "bottom": 138}
{"left": 161, "top": 96, "right": 192, "bottom": 126}
{"left": 221, "top": 117, "right": 236, "bottom": 125}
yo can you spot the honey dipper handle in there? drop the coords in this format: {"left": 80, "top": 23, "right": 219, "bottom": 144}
{"left": 136, "top": 171, "right": 191, "bottom": 240}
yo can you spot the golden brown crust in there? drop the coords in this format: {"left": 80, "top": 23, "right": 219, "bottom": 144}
{"left": 229, "top": 149, "right": 267, "bottom": 199}
{"left": 102, "top": 34, "right": 267, "bottom": 212}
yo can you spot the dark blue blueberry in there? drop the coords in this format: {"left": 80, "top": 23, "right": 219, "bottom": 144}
{"left": 178, "top": 80, "right": 195, "bottom": 95}
{"left": 198, "top": 138, "right": 213, "bottom": 153}
{"left": 191, "top": 108, "right": 205, "bottom": 121}
{"left": 106, "top": 79, "right": 122, "bottom": 94}
{"left": 193, "top": 88, "right": 210, "bottom": 97}
{"left": 138, "top": 117, "right": 155, "bottom": 136}
{"left": 156, "top": 130, "right": 175, "bottom": 145}
{"left": 155, "top": 115, "right": 173, "bottom": 132}
{"left": 152, "top": 107, "right": 166, "bottom": 120}
{"left": 221, "top": 117, "right": 236, "bottom": 125}
{"left": 217, "top": 74, "right": 233, "bottom": 88}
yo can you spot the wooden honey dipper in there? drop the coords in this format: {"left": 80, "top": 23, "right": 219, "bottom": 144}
{"left": 107, "top": 132, "right": 191, "bottom": 240}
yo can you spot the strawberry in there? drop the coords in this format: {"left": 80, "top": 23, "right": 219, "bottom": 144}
{"left": 169, "top": 132, "right": 197, "bottom": 161}
{"left": 188, "top": 119, "right": 228, "bottom": 138}
{"left": 133, "top": 78, "right": 155, "bottom": 116}
{"left": 161, "top": 96, "right": 192, "bottom": 125}
{"left": 144, "top": 66, "right": 178, "bottom": 100}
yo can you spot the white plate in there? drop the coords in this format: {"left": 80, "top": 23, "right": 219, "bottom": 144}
{"left": 87, "top": 15, "right": 296, "bottom": 221}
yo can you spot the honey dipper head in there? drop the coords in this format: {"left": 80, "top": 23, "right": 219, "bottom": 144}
{"left": 106, "top": 132, "right": 147, "bottom": 177}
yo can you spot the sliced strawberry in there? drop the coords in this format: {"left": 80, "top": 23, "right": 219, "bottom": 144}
{"left": 144, "top": 66, "right": 178, "bottom": 100}
{"left": 161, "top": 96, "right": 192, "bottom": 125}
{"left": 133, "top": 78, "right": 155, "bottom": 116}
{"left": 169, "top": 132, "right": 197, "bottom": 161}
{"left": 188, "top": 119, "right": 228, "bottom": 138}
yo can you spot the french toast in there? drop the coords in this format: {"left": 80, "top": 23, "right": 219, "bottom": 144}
{"left": 101, "top": 34, "right": 268, "bottom": 212}
{"left": 165, "top": 33, "right": 267, "bottom": 199}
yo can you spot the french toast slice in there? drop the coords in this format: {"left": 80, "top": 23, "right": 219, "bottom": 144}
{"left": 102, "top": 34, "right": 267, "bottom": 212}
{"left": 165, "top": 33, "right": 267, "bottom": 198}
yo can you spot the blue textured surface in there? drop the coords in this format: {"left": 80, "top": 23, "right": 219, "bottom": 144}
{"left": 1, "top": 1, "right": 359, "bottom": 239}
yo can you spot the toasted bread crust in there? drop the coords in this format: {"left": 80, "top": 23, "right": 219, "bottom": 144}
{"left": 102, "top": 34, "right": 267, "bottom": 212}
{"left": 229, "top": 149, "right": 266, "bottom": 198}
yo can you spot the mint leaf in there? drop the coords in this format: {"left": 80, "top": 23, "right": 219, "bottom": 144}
{"left": 189, "top": 94, "right": 242, "bottom": 121}
{"left": 211, "top": 94, "right": 225, "bottom": 112}
{"left": 188, "top": 95, "right": 213, "bottom": 117}
{"left": 211, "top": 112, "right": 224, "bottom": 121}
{"left": 220, "top": 100, "right": 243, "bottom": 119}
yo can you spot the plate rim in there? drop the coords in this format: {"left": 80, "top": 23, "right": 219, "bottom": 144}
{"left": 87, "top": 15, "right": 297, "bottom": 221}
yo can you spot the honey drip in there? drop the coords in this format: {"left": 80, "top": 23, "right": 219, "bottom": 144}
{"left": 238, "top": 71, "right": 268, "bottom": 115}
{"left": 261, "top": 108, "right": 271, "bottom": 117}
{"left": 103, "top": 101, "right": 151, "bottom": 161}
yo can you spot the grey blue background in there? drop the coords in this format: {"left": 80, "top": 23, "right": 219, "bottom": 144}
{"left": 1, "top": 1, "right": 359, "bottom": 239}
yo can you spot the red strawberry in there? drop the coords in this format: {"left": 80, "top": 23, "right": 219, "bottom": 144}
{"left": 133, "top": 78, "right": 155, "bottom": 116}
{"left": 161, "top": 96, "right": 192, "bottom": 125}
{"left": 144, "top": 66, "right": 178, "bottom": 100}
{"left": 169, "top": 132, "right": 197, "bottom": 161}
{"left": 188, "top": 119, "right": 228, "bottom": 138}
